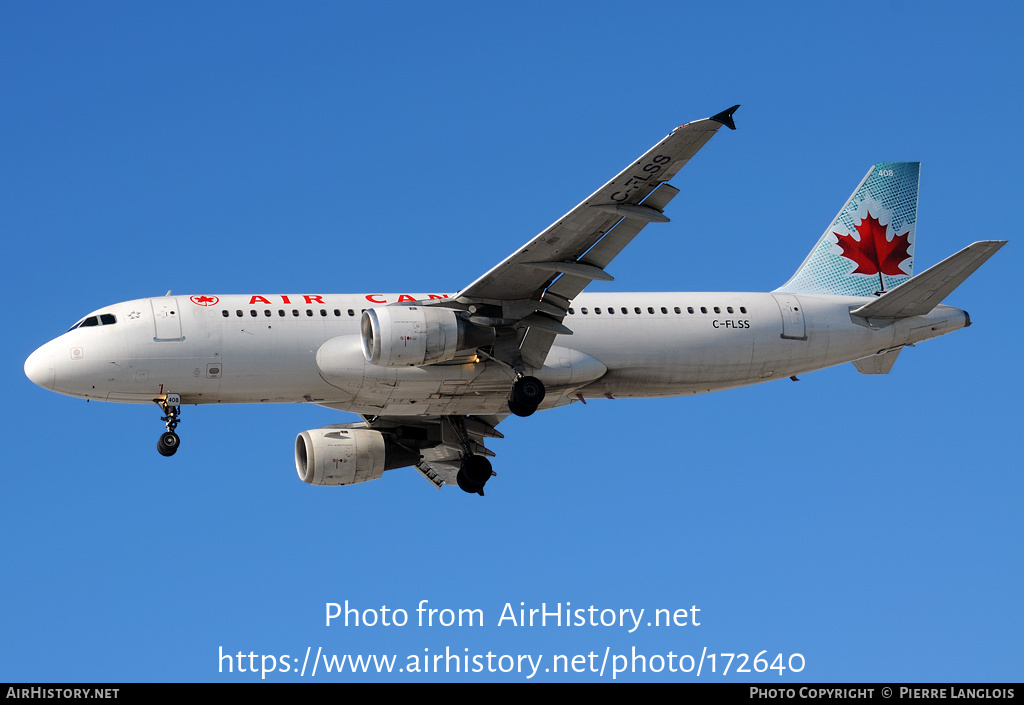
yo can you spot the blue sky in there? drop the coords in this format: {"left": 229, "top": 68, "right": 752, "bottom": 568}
{"left": 2, "top": 1, "right": 1020, "bottom": 682}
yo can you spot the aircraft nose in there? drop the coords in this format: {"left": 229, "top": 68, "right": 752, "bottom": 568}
{"left": 25, "top": 344, "right": 55, "bottom": 390}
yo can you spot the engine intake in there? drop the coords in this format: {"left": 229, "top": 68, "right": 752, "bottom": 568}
{"left": 295, "top": 427, "right": 419, "bottom": 486}
{"left": 360, "top": 306, "right": 494, "bottom": 367}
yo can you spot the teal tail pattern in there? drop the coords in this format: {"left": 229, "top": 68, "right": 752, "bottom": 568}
{"left": 777, "top": 162, "right": 920, "bottom": 297}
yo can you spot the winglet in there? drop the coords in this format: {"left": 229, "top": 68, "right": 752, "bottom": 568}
{"left": 710, "top": 104, "right": 740, "bottom": 130}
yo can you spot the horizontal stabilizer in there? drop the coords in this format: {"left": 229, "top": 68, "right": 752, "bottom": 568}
{"left": 853, "top": 348, "right": 902, "bottom": 375}
{"left": 851, "top": 240, "right": 1006, "bottom": 319}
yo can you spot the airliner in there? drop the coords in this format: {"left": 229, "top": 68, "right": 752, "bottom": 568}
{"left": 24, "top": 106, "right": 1005, "bottom": 495}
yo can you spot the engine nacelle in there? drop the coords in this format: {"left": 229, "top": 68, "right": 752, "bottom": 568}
{"left": 295, "top": 427, "right": 419, "bottom": 486}
{"left": 360, "top": 306, "right": 494, "bottom": 367}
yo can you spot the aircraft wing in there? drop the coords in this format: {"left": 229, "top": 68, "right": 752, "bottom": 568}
{"left": 441, "top": 106, "right": 739, "bottom": 369}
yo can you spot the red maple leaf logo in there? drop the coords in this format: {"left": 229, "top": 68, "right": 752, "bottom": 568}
{"left": 190, "top": 295, "right": 219, "bottom": 306}
{"left": 834, "top": 212, "right": 911, "bottom": 278}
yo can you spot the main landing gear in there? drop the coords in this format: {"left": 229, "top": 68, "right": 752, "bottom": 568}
{"left": 455, "top": 376, "right": 544, "bottom": 494}
{"left": 507, "top": 375, "right": 545, "bottom": 417}
{"left": 457, "top": 454, "right": 493, "bottom": 496}
{"left": 443, "top": 416, "right": 497, "bottom": 496}
{"left": 155, "top": 394, "right": 181, "bottom": 457}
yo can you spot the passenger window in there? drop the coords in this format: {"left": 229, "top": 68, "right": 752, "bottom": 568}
{"left": 250, "top": 310, "right": 258, "bottom": 317}
{"left": 292, "top": 310, "right": 299, "bottom": 317}
{"left": 714, "top": 307, "right": 721, "bottom": 314}
{"left": 264, "top": 310, "right": 271, "bottom": 317}
{"left": 621, "top": 307, "right": 627, "bottom": 314}
{"left": 222, "top": 310, "right": 229, "bottom": 318}
{"left": 660, "top": 307, "right": 668, "bottom": 314}
{"left": 634, "top": 307, "right": 641, "bottom": 314}
{"left": 700, "top": 307, "right": 707, "bottom": 314}
{"left": 740, "top": 306, "right": 747, "bottom": 314}
{"left": 727, "top": 306, "right": 734, "bottom": 314}
{"left": 320, "top": 309, "right": 327, "bottom": 317}
{"left": 568, "top": 308, "right": 574, "bottom": 315}
{"left": 278, "top": 310, "right": 285, "bottom": 317}
{"left": 236, "top": 310, "right": 243, "bottom": 317}
{"left": 595, "top": 307, "right": 602, "bottom": 314}
{"left": 687, "top": 307, "right": 694, "bottom": 314}
{"left": 334, "top": 309, "right": 341, "bottom": 317}
{"left": 674, "top": 307, "right": 681, "bottom": 314}
{"left": 348, "top": 309, "right": 355, "bottom": 316}
{"left": 306, "top": 310, "right": 313, "bottom": 317}
{"left": 581, "top": 308, "right": 589, "bottom": 315}
{"left": 647, "top": 307, "right": 654, "bottom": 314}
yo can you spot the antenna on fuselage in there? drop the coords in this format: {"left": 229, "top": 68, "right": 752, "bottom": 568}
{"left": 165, "top": 290, "right": 172, "bottom": 296}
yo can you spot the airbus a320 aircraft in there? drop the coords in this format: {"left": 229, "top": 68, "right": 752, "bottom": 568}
{"left": 25, "top": 106, "right": 1005, "bottom": 495}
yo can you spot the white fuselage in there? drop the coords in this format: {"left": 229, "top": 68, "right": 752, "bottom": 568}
{"left": 25, "top": 291, "right": 969, "bottom": 416}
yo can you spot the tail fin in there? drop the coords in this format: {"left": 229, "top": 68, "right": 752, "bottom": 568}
{"left": 776, "top": 162, "right": 920, "bottom": 297}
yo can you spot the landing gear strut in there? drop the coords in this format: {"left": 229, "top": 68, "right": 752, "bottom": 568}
{"left": 155, "top": 394, "right": 181, "bottom": 457}
{"left": 507, "top": 375, "right": 545, "bottom": 417}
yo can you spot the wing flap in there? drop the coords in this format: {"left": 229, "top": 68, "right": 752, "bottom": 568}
{"left": 581, "top": 183, "right": 681, "bottom": 271}
{"left": 414, "top": 460, "right": 453, "bottom": 489}
{"left": 519, "top": 329, "right": 557, "bottom": 369}
{"left": 511, "top": 184, "right": 685, "bottom": 368}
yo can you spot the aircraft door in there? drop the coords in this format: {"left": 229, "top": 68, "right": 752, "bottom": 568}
{"left": 771, "top": 293, "right": 806, "bottom": 341}
{"left": 150, "top": 297, "right": 184, "bottom": 341}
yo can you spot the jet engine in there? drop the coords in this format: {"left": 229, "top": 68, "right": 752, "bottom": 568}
{"left": 360, "top": 306, "right": 494, "bottom": 367}
{"left": 295, "top": 427, "right": 419, "bottom": 486}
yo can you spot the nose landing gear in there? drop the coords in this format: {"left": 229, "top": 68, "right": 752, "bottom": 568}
{"left": 155, "top": 394, "right": 181, "bottom": 457}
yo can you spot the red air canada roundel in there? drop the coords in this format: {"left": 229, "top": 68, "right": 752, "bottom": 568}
{"left": 190, "top": 295, "right": 220, "bottom": 307}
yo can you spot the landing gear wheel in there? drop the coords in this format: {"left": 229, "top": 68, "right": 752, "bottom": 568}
{"left": 507, "top": 399, "right": 535, "bottom": 417}
{"left": 457, "top": 455, "right": 493, "bottom": 495}
{"left": 457, "top": 471, "right": 484, "bottom": 495}
{"left": 463, "top": 455, "right": 492, "bottom": 484}
{"left": 157, "top": 432, "right": 180, "bottom": 457}
{"left": 508, "top": 376, "right": 545, "bottom": 417}
{"left": 511, "top": 376, "right": 545, "bottom": 406}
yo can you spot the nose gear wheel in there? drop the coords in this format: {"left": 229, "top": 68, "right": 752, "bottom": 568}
{"left": 154, "top": 396, "right": 182, "bottom": 457}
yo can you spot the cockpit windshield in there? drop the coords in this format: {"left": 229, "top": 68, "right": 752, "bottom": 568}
{"left": 67, "top": 313, "right": 117, "bottom": 332}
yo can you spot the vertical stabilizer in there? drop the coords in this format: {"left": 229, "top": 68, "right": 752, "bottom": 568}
{"left": 776, "top": 162, "right": 920, "bottom": 297}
